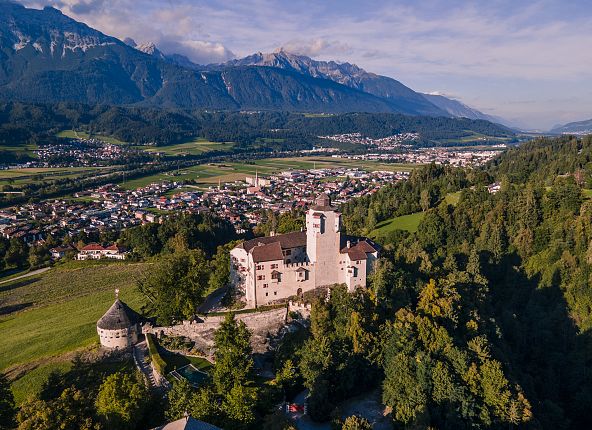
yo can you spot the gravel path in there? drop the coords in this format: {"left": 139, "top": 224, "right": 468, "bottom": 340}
{"left": 0, "top": 267, "right": 50, "bottom": 285}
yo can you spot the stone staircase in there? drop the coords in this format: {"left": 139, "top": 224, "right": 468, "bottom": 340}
{"left": 133, "top": 340, "right": 158, "bottom": 389}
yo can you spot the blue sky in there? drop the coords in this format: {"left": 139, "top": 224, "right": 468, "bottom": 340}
{"left": 20, "top": 0, "right": 592, "bottom": 129}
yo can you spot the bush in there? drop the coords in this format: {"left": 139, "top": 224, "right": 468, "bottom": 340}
{"left": 146, "top": 333, "right": 166, "bottom": 375}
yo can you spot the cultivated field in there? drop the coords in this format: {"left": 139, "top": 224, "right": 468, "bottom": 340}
{"left": 140, "top": 138, "right": 235, "bottom": 156}
{"left": 0, "top": 166, "right": 111, "bottom": 187}
{"left": 121, "top": 156, "right": 418, "bottom": 190}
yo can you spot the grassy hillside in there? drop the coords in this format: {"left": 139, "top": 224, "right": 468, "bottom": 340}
{"left": 370, "top": 212, "right": 425, "bottom": 237}
{"left": 369, "top": 192, "right": 461, "bottom": 238}
{"left": 0, "top": 261, "right": 149, "bottom": 372}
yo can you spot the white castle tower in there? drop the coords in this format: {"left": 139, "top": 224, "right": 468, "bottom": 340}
{"left": 305, "top": 193, "right": 342, "bottom": 286}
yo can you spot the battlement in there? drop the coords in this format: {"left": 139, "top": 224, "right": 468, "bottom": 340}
{"left": 284, "top": 261, "right": 312, "bottom": 269}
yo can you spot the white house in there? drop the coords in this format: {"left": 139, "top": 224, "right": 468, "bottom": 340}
{"left": 77, "top": 243, "right": 127, "bottom": 260}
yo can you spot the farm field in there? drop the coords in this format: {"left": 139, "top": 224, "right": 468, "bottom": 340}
{"left": 121, "top": 156, "right": 419, "bottom": 190}
{"left": 0, "top": 166, "right": 115, "bottom": 187}
{"left": 141, "top": 138, "right": 235, "bottom": 156}
{"left": 0, "top": 261, "right": 149, "bottom": 372}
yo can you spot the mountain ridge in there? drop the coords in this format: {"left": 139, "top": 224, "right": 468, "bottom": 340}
{"left": 0, "top": 1, "right": 506, "bottom": 124}
{"left": 550, "top": 118, "right": 592, "bottom": 135}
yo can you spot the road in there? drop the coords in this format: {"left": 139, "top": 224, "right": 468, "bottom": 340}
{"left": 197, "top": 286, "right": 228, "bottom": 313}
{"left": 0, "top": 267, "right": 50, "bottom": 285}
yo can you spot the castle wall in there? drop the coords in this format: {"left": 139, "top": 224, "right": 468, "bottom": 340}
{"left": 98, "top": 325, "right": 138, "bottom": 349}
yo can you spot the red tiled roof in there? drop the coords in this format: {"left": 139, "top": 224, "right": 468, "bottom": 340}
{"left": 81, "top": 243, "right": 104, "bottom": 251}
{"left": 344, "top": 249, "right": 368, "bottom": 261}
{"left": 240, "top": 231, "right": 306, "bottom": 253}
{"left": 251, "top": 241, "right": 284, "bottom": 263}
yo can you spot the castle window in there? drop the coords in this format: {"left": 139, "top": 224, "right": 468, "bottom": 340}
{"left": 263, "top": 283, "right": 269, "bottom": 288}
{"left": 257, "top": 264, "right": 264, "bottom": 270}
{"left": 265, "top": 292, "right": 269, "bottom": 297}
{"left": 257, "top": 275, "right": 265, "bottom": 280}
{"left": 271, "top": 263, "right": 278, "bottom": 269}
{"left": 274, "top": 291, "right": 277, "bottom": 295}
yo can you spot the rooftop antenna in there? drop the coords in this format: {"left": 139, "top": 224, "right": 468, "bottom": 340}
{"left": 115, "top": 288, "right": 120, "bottom": 299}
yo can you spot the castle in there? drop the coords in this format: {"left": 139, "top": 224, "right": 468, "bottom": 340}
{"left": 230, "top": 194, "right": 379, "bottom": 307}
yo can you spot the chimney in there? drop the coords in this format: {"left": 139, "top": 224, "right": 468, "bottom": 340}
{"left": 347, "top": 240, "right": 351, "bottom": 248}
{"left": 270, "top": 231, "right": 275, "bottom": 237}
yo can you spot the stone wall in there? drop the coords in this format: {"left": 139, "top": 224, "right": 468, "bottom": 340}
{"left": 143, "top": 307, "right": 288, "bottom": 355}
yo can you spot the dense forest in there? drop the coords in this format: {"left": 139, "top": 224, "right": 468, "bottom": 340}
{"left": 328, "top": 134, "right": 592, "bottom": 428}
{"left": 0, "top": 102, "right": 514, "bottom": 152}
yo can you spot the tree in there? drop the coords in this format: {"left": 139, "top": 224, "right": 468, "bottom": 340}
{"left": 262, "top": 410, "right": 297, "bottom": 430}
{"left": 208, "top": 242, "right": 236, "bottom": 292}
{"left": 95, "top": 372, "right": 149, "bottom": 429}
{"left": 4, "top": 237, "right": 27, "bottom": 268}
{"left": 17, "top": 388, "right": 98, "bottom": 430}
{"left": 341, "top": 415, "right": 372, "bottom": 430}
{"left": 137, "top": 249, "right": 210, "bottom": 324}
{"left": 165, "top": 379, "right": 195, "bottom": 421}
{"left": 273, "top": 359, "right": 299, "bottom": 399}
{"left": 212, "top": 313, "right": 254, "bottom": 393}
{"left": 222, "top": 384, "right": 257, "bottom": 430}
{"left": 0, "top": 373, "right": 15, "bottom": 430}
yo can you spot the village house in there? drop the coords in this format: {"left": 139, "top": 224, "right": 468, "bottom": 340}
{"left": 230, "top": 194, "right": 379, "bottom": 307}
{"left": 77, "top": 243, "right": 128, "bottom": 260}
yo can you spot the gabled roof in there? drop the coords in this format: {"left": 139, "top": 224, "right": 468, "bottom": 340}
{"left": 97, "top": 299, "right": 140, "bottom": 330}
{"left": 340, "top": 237, "right": 380, "bottom": 261}
{"left": 252, "top": 241, "right": 284, "bottom": 263}
{"left": 344, "top": 249, "right": 368, "bottom": 261}
{"left": 239, "top": 231, "right": 306, "bottom": 253}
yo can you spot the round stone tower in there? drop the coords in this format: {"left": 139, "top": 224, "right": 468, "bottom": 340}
{"left": 97, "top": 290, "right": 141, "bottom": 349}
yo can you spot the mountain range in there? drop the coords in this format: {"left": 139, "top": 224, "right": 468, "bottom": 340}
{"left": 0, "top": 0, "right": 502, "bottom": 124}
{"left": 550, "top": 118, "right": 592, "bottom": 135}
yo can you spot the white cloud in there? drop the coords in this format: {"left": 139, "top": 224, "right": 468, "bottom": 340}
{"left": 280, "top": 38, "right": 353, "bottom": 58}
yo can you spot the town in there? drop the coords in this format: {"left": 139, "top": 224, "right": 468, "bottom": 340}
{"left": 0, "top": 166, "right": 408, "bottom": 245}
{"left": 318, "top": 132, "right": 419, "bottom": 150}
{"left": 338, "top": 145, "right": 506, "bottom": 167}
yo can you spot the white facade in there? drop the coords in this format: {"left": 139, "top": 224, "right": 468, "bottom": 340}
{"left": 77, "top": 243, "right": 127, "bottom": 260}
{"left": 230, "top": 194, "right": 379, "bottom": 307}
{"left": 97, "top": 325, "right": 139, "bottom": 349}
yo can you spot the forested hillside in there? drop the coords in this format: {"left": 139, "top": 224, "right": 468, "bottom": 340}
{"left": 0, "top": 102, "right": 514, "bottom": 152}
{"left": 321, "top": 134, "right": 592, "bottom": 428}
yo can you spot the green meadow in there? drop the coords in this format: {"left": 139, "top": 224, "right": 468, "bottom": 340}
{"left": 370, "top": 191, "right": 462, "bottom": 238}
{"left": 0, "top": 261, "right": 149, "bottom": 372}
{"left": 370, "top": 212, "right": 425, "bottom": 237}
